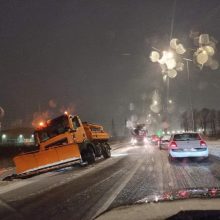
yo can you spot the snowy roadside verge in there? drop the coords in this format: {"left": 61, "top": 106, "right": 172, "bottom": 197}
{"left": 207, "top": 141, "right": 220, "bottom": 158}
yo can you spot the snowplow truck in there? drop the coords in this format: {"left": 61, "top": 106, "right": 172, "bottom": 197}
{"left": 13, "top": 114, "right": 111, "bottom": 175}
{"left": 130, "top": 124, "right": 148, "bottom": 145}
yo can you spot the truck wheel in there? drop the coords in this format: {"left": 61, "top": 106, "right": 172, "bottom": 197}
{"left": 102, "top": 143, "right": 111, "bottom": 159}
{"left": 86, "top": 146, "right": 95, "bottom": 164}
{"left": 96, "top": 144, "right": 102, "bottom": 157}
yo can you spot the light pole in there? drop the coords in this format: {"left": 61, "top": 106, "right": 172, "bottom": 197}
{"left": 185, "top": 58, "right": 195, "bottom": 131}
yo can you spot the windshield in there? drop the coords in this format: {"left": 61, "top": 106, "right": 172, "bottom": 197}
{"left": 1, "top": 1, "right": 220, "bottom": 220}
{"left": 35, "top": 115, "right": 69, "bottom": 142}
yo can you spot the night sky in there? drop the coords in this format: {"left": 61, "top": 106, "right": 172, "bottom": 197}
{"left": 0, "top": 0, "right": 220, "bottom": 132}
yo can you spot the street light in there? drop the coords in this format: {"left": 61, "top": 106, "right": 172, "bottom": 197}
{"left": 185, "top": 59, "right": 195, "bottom": 131}
{"left": 150, "top": 33, "right": 218, "bottom": 133}
{"left": 1, "top": 134, "right": 7, "bottom": 143}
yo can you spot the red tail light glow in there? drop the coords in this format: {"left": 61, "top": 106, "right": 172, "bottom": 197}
{"left": 209, "top": 188, "right": 217, "bottom": 197}
{"left": 169, "top": 141, "right": 177, "bottom": 149}
{"left": 200, "top": 140, "right": 207, "bottom": 147}
{"left": 178, "top": 190, "right": 189, "bottom": 198}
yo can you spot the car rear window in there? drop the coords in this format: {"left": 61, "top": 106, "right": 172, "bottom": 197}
{"left": 173, "top": 133, "right": 201, "bottom": 141}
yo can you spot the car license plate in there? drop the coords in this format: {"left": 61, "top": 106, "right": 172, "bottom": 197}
{"left": 183, "top": 148, "right": 195, "bottom": 151}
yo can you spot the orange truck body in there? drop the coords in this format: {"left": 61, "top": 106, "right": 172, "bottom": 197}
{"left": 82, "top": 122, "right": 109, "bottom": 141}
{"left": 13, "top": 114, "right": 110, "bottom": 175}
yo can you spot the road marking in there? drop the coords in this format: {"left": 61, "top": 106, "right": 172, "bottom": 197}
{"left": 92, "top": 155, "right": 145, "bottom": 219}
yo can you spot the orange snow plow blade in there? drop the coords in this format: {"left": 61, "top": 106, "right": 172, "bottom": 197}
{"left": 13, "top": 143, "right": 81, "bottom": 175}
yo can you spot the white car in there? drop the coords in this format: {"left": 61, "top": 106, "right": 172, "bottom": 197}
{"left": 158, "top": 135, "right": 171, "bottom": 150}
{"left": 168, "top": 132, "right": 209, "bottom": 160}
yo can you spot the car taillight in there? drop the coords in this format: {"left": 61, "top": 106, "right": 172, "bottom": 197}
{"left": 169, "top": 141, "right": 177, "bottom": 149}
{"left": 200, "top": 140, "right": 207, "bottom": 147}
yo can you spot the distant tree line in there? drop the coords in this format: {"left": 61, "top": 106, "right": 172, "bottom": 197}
{"left": 180, "top": 108, "right": 220, "bottom": 136}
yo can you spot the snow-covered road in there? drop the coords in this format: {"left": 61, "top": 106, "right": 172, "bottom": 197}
{"left": 0, "top": 141, "right": 220, "bottom": 220}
